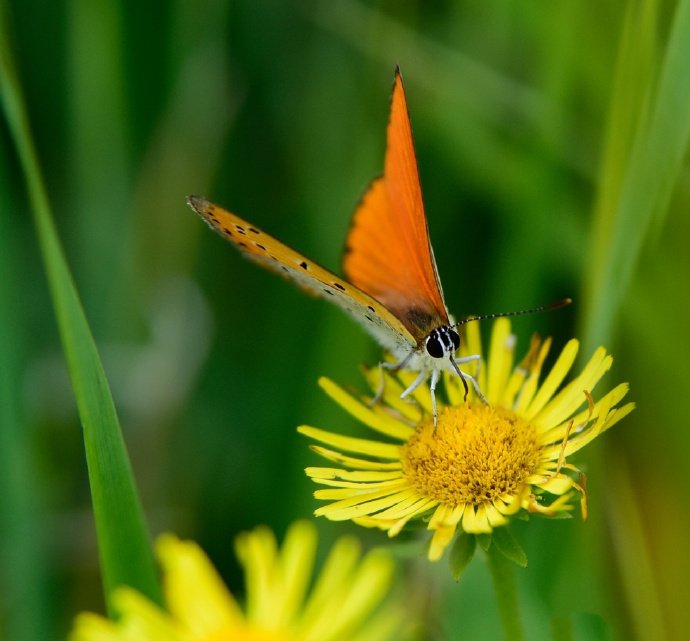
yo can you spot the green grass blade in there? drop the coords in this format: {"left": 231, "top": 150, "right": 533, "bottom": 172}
{"left": 582, "top": 0, "right": 690, "bottom": 352}
{"left": 580, "top": 4, "right": 677, "bottom": 639}
{"left": 0, "top": 4, "right": 161, "bottom": 612}
{"left": 0, "top": 156, "right": 51, "bottom": 641}
{"left": 607, "top": 452, "right": 667, "bottom": 641}
{"left": 590, "top": 0, "right": 658, "bottom": 251}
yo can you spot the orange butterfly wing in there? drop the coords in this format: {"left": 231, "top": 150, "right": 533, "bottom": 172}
{"left": 343, "top": 70, "right": 449, "bottom": 345}
{"left": 188, "top": 195, "right": 417, "bottom": 356}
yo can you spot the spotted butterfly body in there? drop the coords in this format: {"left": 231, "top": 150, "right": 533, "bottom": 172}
{"left": 189, "top": 70, "right": 484, "bottom": 420}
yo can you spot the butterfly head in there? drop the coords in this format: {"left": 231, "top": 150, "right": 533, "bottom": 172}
{"left": 425, "top": 326, "right": 460, "bottom": 359}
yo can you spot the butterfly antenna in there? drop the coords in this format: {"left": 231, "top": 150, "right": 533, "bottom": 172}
{"left": 452, "top": 298, "right": 572, "bottom": 328}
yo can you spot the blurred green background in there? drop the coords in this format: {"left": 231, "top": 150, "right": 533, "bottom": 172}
{"left": 2, "top": 0, "right": 690, "bottom": 639}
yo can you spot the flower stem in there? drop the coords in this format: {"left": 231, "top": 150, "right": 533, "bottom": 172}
{"left": 486, "top": 544, "right": 525, "bottom": 641}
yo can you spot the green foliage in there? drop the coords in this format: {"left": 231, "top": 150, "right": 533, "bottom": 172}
{"left": 486, "top": 542, "right": 525, "bottom": 641}
{"left": 449, "top": 531, "right": 477, "bottom": 581}
{"left": 0, "top": 155, "right": 51, "bottom": 641}
{"left": 0, "top": 0, "right": 160, "bottom": 614}
{"left": 492, "top": 527, "right": 528, "bottom": 569}
{"left": 583, "top": 0, "right": 690, "bottom": 352}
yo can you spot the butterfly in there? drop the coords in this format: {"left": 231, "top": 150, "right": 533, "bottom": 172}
{"left": 188, "top": 69, "right": 566, "bottom": 422}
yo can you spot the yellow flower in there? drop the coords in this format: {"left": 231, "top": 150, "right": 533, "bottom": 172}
{"left": 70, "top": 521, "right": 404, "bottom": 641}
{"left": 298, "top": 319, "right": 634, "bottom": 561}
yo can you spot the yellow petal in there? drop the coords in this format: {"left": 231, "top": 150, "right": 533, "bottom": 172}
{"left": 319, "top": 378, "right": 414, "bottom": 440}
{"left": 538, "top": 474, "right": 574, "bottom": 495}
{"left": 501, "top": 334, "right": 542, "bottom": 408}
{"left": 370, "top": 494, "right": 432, "bottom": 521}
{"left": 523, "top": 339, "right": 579, "bottom": 420}
{"left": 513, "top": 338, "right": 552, "bottom": 414}
{"left": 363, "top": 367, "right": 424, "bottom": 423}
{"left": 298, "top": 426, "right": 401, "bottom": 459}
{"left": 461, "top": 320, "right": 485, "bottom": 392}
{"left": 305, "top": 466, "right": 403, "bottom": 485}
{"left": 533, "top": 348, "right": 612, "bottom": 429}
{"left": 157, "top": 535, "right": 243, "bottom": 634}
{"left": 313, "top": 482, "right": 407, "bottom": 501}
{"left": 388, "top": 499, "right": 438, "bottom": 535}
{"left": 486, "top": 503, "right": 508, "bottom": 528}
{"left": 69, "top": 613, "right": 122, "bottom": 641}
{"left": 461, "top": 505, "right": 492, "bottom": 533}
{"left": 314, "top": 487, "right": 416, "bottom": 520}
{"left": 487, "top": 318, "right": 514, "bottom": 403}
{"left": 307, "top": 445, "right": 402, "bottom": 470}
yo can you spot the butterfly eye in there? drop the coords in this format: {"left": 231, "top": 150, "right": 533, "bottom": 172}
{"left": 426, "top": 329, "right": 447, "bottom": 358}
{"left": 449, "top": 328, "right": 460, "bottom": 352}
{"left": 426, "top": 327, "right": 460, "bottom": 359}
{"left": 425, "top": 330, "right": 446, "bottom": 359}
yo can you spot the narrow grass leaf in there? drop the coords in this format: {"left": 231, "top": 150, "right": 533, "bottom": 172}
{"left": 590, "top": 0, "right": 658, "bottom": 248}
{"left": 583, "top": 0, "right": 690, "bottom": 352}
{"left": 0, "top": 7, "right": 161, "bottom": 611}
{"left": 0, "top": 160, "right": 51, "bottom": 641}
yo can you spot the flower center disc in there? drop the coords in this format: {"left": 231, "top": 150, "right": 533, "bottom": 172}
{"left": 401, "top": 404, "right": 541, "bottom": 506}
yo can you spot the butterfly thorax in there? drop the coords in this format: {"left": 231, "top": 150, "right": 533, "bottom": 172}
{"left": 400, "top": 305, "right": 456, "bottom": 357}
{"left": 404, "top": 307, "right": 442, "bottom": 338}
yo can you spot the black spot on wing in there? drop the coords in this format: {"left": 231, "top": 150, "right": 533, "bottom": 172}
{"left": 334, "top": 283, "right": 345, "bottom": 291}
{"left": 323, "top": 288, "right": 335, "bottom": 296}
{"left": 367, "top": 305, "right": 375, "bottom": 313}
{"left": 249, "top": 227, "right": 260, "bottom": 234}
{"left": 235, "top": 225, "right": 246, "bottom": 235}
{"left": 256, "top": 243, "right": 266, "bottom": 251}
{"left": 300, "top": 261, "right": 308, "bottom": 270}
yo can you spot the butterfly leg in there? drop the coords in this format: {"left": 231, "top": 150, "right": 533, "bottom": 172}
{"left": 368, "top": 352, "right": 415, "bottom": 408}
{"left": 464, "top": 372, "right": 487, "bottom": 403}
{"left": 368, "top": 362, "right": 387, "bottom": 408}
{"left": 429, "top": 368, "right": 441, "bottom": 426}
{"left": 452, "top": 354, "right": 481, "bottom": 399}
{"left": 449, "top": 357, "right": 487, "bottom": 404}
{"left": 399, "top": 368, "right": 429, "bottom": 399}
{"left": 399, "top": 368, "right": 432, "bottom": 422}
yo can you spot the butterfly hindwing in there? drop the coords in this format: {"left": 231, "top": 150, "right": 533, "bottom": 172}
{"left": 188, "top": 195, "right": 416, "bottom": 357}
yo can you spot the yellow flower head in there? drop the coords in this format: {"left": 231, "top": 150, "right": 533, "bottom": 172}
{"left": 70, "top": 521, "right": 404, "bottom": 641}
{"left": 299, "top": 319, "right": 634, "bottom": 561}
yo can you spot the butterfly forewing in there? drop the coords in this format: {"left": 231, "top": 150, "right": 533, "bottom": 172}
{"left": 343, "top": 70, "right": 449, "bottom": 344}
{"left": 188, "top": 195, "right": 416, "bottom": 356}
